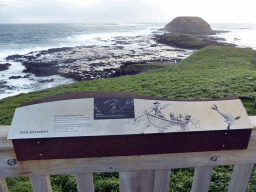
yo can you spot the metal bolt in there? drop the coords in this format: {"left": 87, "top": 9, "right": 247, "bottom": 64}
{"left": 40, "top": 154, "right": 43, "bottom": 156}
{"left": 222, "top": 145, "right": 225, "bottom": 147}
{"left": 210, "top": 156, "right": 218, "bottom": 161}
{"left": 225, "top": 132, "right": 228, "bottom": 135}
{"left": 7, "top": 159, "right": 17, "bottom": 166}
{"left": 37, "top": 141, "right": 40, "bottom": 144}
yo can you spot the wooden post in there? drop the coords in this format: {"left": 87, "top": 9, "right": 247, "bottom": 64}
{"left": 228, "top": 164, "right": 254, "bottom": 192}
{"left": 0, "top": 178, "right": 8, "bottom": 192}
{"left": 119, "top": 170, "right": 155, "bottom": 192}
{"left": 191, "top": 166, "right": 213, "bottom": 192}
{"left": 153, "top": 169, "right": 171, "bottom": 192}
{"left": 30, "top": 175, "right": 52, "bottom": 192}
{"left": 76, "top": 173, "right": 94, "bottom": 192}
{"left": 120, "top": 169, "right": 171, "bottom": 192}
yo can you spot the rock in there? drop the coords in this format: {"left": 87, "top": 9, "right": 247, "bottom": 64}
{"left": 0, "top": 63, "right": 11, "bottom": 71}
{"left": 5, "top": 41, "right": 192, "bottom": 82}
{"left": 22, "top": 61, "right": 59, "bottom": 77}
{"left": 0, "top": 80, "right": 15, "bottom": 91}
{"left": 23, "top": 74, "right": 31, "bottom": 78}
{"left": 162, "top": 16, "right": 215, "bottom": 35}
{"left": 245, "top": 77, "right": 253, "bottom": 80}
{"left": 5, "top": 54, "right": 22, "bottom": 61}
{"left": 9, "top": 76, "right": 22, "bottom": 79}
{"left": 38, "top": 79, "right": 55, "bottom": 83}
{"left": 0, "top": 81, "right": 7, "bottom": 86}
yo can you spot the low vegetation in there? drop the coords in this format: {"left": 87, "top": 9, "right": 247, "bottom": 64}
{"left": 2, "top": 46, "right": 256, "bottom": 191}
{"left": 155, "top": 33, "right": 207, "bottom": 49}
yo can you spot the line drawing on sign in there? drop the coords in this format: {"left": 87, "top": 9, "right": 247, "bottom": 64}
{"left": 134, "top": 101, "right": 199, "bottom": 132}
{"left": 211, "top": 104, "right": 241, "bottom": 130}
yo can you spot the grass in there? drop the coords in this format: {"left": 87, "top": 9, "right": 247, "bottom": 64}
{"left": 2, "top": 46, "right": 256, "bottom": 191}
{"left": 1, "top": 46, "right": 256, "bottom": 125}
{"left": 156, "top": 33, "right": 207, "bottom": 49}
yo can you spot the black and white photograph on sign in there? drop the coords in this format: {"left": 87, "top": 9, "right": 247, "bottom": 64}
{"left": 94, "top": 98, "right": 135, "bottom": 120}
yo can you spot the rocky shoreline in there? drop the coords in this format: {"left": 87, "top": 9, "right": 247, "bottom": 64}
{"left": 4, "top": 35, "right": 192, "bottom": 82}
{"left": 0, "top": 63, "right": 11, "bottom": 71}
{"left": 1, "top": 31, "right": 240, "bottom": 99}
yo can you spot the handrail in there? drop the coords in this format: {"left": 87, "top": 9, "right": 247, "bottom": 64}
{"left": 1, "top": 116, "right": 256, "bottom": 191}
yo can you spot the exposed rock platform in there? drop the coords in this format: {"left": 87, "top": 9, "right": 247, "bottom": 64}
{"left": 0, "top": 63, "right": 11, "bottom": 71}
{"left": 5, "top": 35, "right": 192, "bottom": 81}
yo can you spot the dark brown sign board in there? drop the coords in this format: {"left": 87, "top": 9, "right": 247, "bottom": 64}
{"left": 9, "top": 91, "right": 252, "bottom": 161}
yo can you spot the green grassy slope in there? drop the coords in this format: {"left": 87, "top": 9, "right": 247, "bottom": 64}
{"left": 2, "top": 46, "right": 256, "bottom": 191}
{"left": 1, "top": 46, "right": 256, "bottom": 125}
{"left": 156, "top": 33, "right": 207, "bottom": 49}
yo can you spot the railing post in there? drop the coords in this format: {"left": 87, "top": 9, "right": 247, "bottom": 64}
{"left": 153, "top": 169, "right": 171, "bottom": 192}
{"left": 191, "top": 166, "right": 213, "bottom": 192}
{"left": 119, "top": 169, "right": 170, "bottom": 192}
{"left": 228, "top": 164, "right": 254, "bottom": 192}
{"left": 0, "top": 178, "right": 8, "bottom": 192}
{"left": 76, "top": 173, "right": 94, "bottom": 192}
{"left": 119, "top": 170, "right": 155, "bottom": 192}
{"left": 30, "top": 175, "right": 52, "bottom": 192}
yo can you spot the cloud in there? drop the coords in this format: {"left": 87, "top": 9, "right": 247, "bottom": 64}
{"left": 0, "top": 0, "right": 255, "bottom": 23}
{"left": 2, "top": 0, "right": 157, "bottom": 23}
{"left": 0, "top": 4, "right": 7, "bottom": 8}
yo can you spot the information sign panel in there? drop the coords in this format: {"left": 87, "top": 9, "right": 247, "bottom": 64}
{"left": 8, "top": 91, "right": 253, "bottom": 161}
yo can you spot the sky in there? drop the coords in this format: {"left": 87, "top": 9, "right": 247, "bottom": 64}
{"left": 0, "top": 0, "right": 255, "bottom": 24}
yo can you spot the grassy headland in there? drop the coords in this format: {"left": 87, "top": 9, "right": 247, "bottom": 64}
{"left": 1, "top": 46, "right": 256, "bottom": 125}
{"left": 155, "top": 33, "right": 236, "bottom": 49}
{"left": 155, "top": 33, "right": 207, "bottom": 49}
{"left": 2, "top": 46, "right": 256, "bottom": 191}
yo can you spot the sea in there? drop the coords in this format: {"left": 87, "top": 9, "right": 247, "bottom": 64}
{"left": 0, "top": 22, "right": 256, "bottom": 100}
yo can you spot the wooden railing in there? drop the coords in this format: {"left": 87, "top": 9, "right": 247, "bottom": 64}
{"left": 1, "top": 116, "right": 256, "bottom": 192}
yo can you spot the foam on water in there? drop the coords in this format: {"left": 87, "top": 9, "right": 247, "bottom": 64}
{"left": 0, "top": 23, "right": 164, "bottom": 100}
{"left": 59, "top": 26, "right": 160, "bottom": 47}
{"left": 0, "top": 59, "right": 75, "bottom": 100}
{"left": 216, "top": 30, "right": 256, "bottom": 49}
{"left": 211, "top": 23, "right": 256, "bottom": 50}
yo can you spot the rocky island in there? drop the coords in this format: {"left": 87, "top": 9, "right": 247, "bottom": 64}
{"left": 156, "top": 16, "right": 235, "bottom": 49}
{"left": 161, "top": 16, "right": 215, "bottom": 35}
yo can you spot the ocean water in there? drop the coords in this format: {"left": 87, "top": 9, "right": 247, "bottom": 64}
{"left": 0, "top": 22, "right": 165, "bottom": 99}
{"left": 0, "top": 23, "right": 165, "bottom": 57}
{"left": 0, "top": 22, "right": 256, "bottom": 100}
{"left": 210, "top": 23, "right": 256, "bottom": 49}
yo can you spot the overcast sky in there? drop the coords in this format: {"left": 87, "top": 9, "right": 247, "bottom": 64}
{"left": 0, "top": 0, "right": 255, "bottom": 24}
